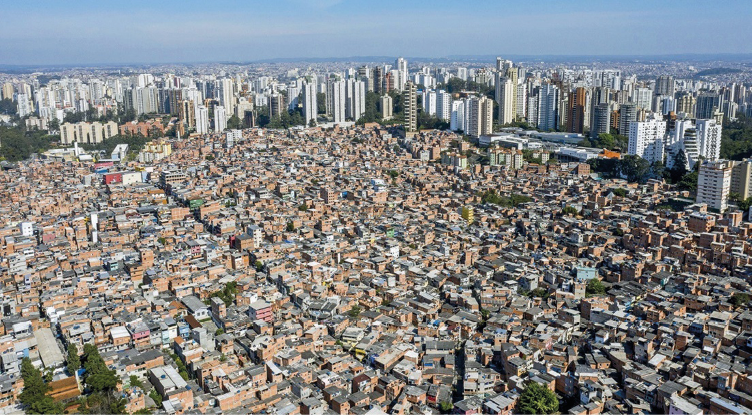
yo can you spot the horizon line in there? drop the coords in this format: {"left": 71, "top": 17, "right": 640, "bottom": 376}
{"left": 0, "top": 52, "right": 751, "bottom": 70}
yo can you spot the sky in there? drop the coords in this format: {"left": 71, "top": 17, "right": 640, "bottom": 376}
{"left": 1, "top": 0, "right": 751, "bottom": 65}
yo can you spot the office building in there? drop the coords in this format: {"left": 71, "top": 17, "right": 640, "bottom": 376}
{"left": 696, "top": 160, "right": 733, "bottom": 212}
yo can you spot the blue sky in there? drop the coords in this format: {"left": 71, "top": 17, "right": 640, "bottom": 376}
{"left": 1, "top": 0, "right": 751, "bottom": 65}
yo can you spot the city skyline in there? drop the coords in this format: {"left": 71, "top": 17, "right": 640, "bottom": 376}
{"left": 1, "top": 0, "right": 751, "bottom": 65}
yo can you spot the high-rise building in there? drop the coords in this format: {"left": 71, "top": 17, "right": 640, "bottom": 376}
{"left": 436, "top": 90, "right": 452, "bottom": 121}
{"left": 422, "top": 89, "right": 437, "bottom": 116}
{"left": 214, "top": 106, "right": 227, "bottom": 132}
{"left": 1, "top": 83, "right": 13, "bottom": 101}
{"left": 373, "top": 66, "right": 384, "bottom": 94}
{"left": 217, "top": 79, "right": 235, "bottom": 119}
{"left": 345, "top": 79, "right": 365, "bottom": 121}
{"left": 677, "top": 92, "right": 695, "bottom": 115}
{"left": 591, "top": 103, "right": 611, "bottom": 138}
{"left": 496, "top": 76, "right": 515, "bottom": 125}
{"left": 457, "top": 67, "right": 468, "bottom": 81}
{"left": 567, "top": 87, "right": 586, "bottom": 133}
{"left": 395, "top": 57, "right": 408, "bottom": 91}
{"left": 380, "top": 94, "right": 393, "bottom": 120}
{"left": 655, "top": 76, "right": 675, "bottom": 96}
{"left": 495, "top": 57, "right": 512, "bottom": 72}
{"left": 328, "top": 80, "right": 346, "bottom": 123}
{"left": 179, "top": 100, "right": 196, "bottom": 129}
{"left": 269, "top": 94, "right": 284, "bottom": 119}
{"left": 696, "top": 119, "right": 723, "bottom": 161}
{"left": 619, "top": 103, "right": 637, "bottom": 135}
{"left": 403, "top": 81, "right": 417, "bottom": 132}
{"left": 516, "top": 83, "right": 527, "bottom": 120}
{"left": 468, "top": 96, "right": 494, "bottom": 137}
{"left": 450, "top": 100, "right": 465, "bottom": 132}
{"left": 696, "top": 160, "right": 733, "bottom": 212}
{"left": 302, "top": 83, "right": 317, "bottom": 125}
{"left": 633, "top": 87, "right": 652, "bottom": 110}
{"left": 196, "top": 105, "right": 209, "bottom": 134}
{"left": 628, "top": 115, "right": 667, "bottom": 164}
{"left": 16, "top": 93, "right": 31, "bottom": 117}
{"left": 695, "top": 91, "right": 721, "bottom": 120}
{"left": 730, "top": 159, "right": 752, "bottom": 200}
{"left": 537, "top": 84, "right": 558, "bottom": 131}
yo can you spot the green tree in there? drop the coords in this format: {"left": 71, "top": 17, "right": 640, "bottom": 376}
{"left": 149, "top": 389, "right": 163, "bottom": 408}
{"left": 516, "top": 382, "right": 559, "bottom": 415}
{"left": 19, "top": 357, "right": 48, "bottom": 404}
{"left": 0, "top": 98, "right": 17, "bottom": 115}
{"left": 586, "top": 279, "right": 607, "bottom": 297}
{"left": 439, "top": 401, "right": 454, "bottom": 413}
{"left": 226, "top": 114, "right": 242, "bottom": 130}
{"left": 67, "top": 343, "right": 80, "bottom": 375}
{"left": 129, "top": 375, "right": 144, "bottom": 389}
{"left": 348, "top": 305, "right": 362, "bottom": 319}
{"left": 730, "top": 292, "right": 750, "bottom": 308}
{"left": 82, "top": 344, "right": 119, "bottom": 393}
{"left": 612, "top": 188, "right": 628, "bottom": 197}
{"left": 562, "top": 206, "right": 578, "bottom": 216}
{"left": 286, "top": 222, "right": 295, "bottom": 232}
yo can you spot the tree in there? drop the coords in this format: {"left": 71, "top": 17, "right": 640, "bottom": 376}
{"left": 0, "top": 98, "right": 17, "bottom": 115}
{"left": 226, "top": 114, "right": 242, "bottom": 130}
{"left": 730, "top": 292, "right": 750, "bottom": 308}
{"left": 612, "top": 188, "right": 628, "bottom": 198}
{"left": 298, "top": 204, "right": 308, "bottom": 212}
{"left": 129, "top": 375, "right": 144, "bottom": 389}
{"left": 439, "top": 401, "right": 454, "bottom": 413}
{"left": 348, "top": 305, "right": 362, "bottom": 319}
{"left": 254, "top": 260, "right": 264, "bottom": 272}
{"left": 586, "top": 279, "right": 607, "bottom": 297}
{"left": 149, "top": 389, "right": 163, "bottom": 408}
{"left": 82, "top": 344, "right": 119, "bottom": 393}
{"left": 668, "top": 150, "right": 688, "bottom": 183}
{"left": 67, "top": 343, "right": 80, "bottom": 375}
{"left": 516, "top": 382, "right": 559, "bottom": 415}
{"left": 19, "top": 357, "right": 47, "bottom": 403}
{"left": 286, "top": 222, "right": 295, "bottom": 232}
{"left": 562, "top": 206, "right": 579, "bottom": 216}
